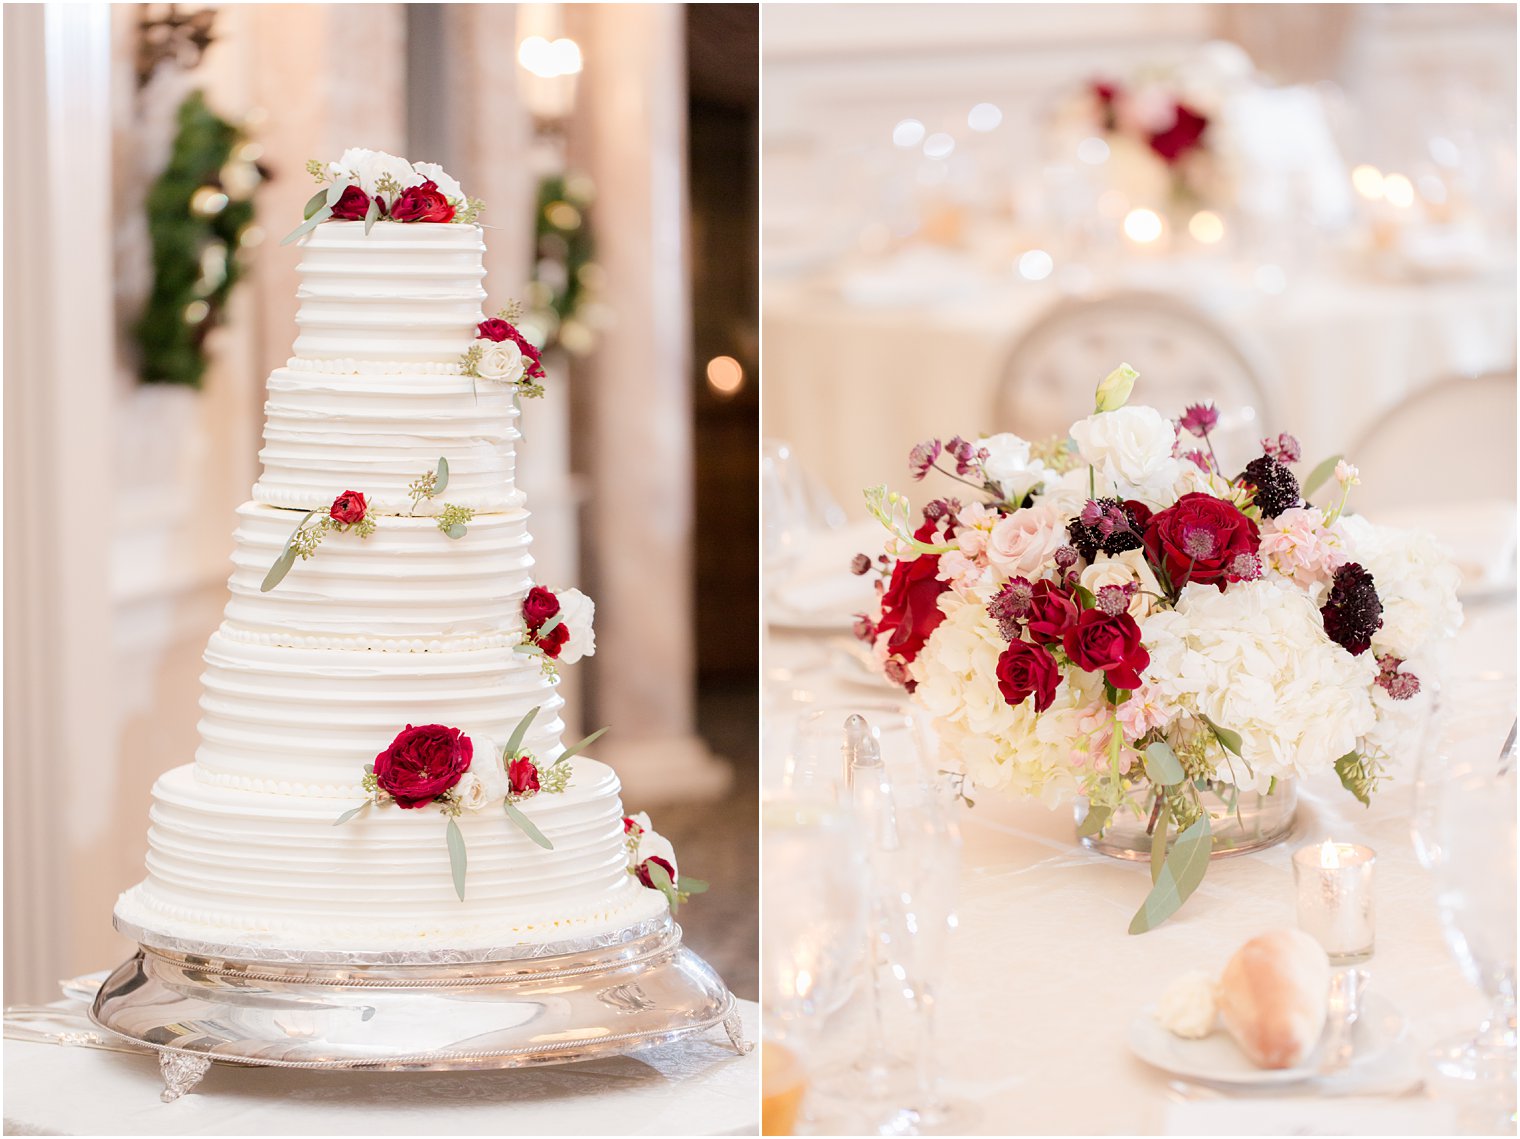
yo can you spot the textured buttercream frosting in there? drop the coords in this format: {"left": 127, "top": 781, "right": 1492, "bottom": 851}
{"left": 116, "top": 212, "right": 662, "bottom": 953}
{"left": 254, "top": 369, "right": 523, "bottom": 515}
{"left": 291, "top": 221, "right": 486, "bottom": 363}
{"left": 117, "top": 761, "right": 667, "bottom": 951}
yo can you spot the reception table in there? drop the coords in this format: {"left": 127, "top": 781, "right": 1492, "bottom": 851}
{"left": 763, "top": 562, "right": 1516, "bottom": 1134}
{"left": 764, "top": 261, "right": 1517, "bottom": 511}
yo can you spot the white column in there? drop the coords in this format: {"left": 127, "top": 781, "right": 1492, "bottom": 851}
{"left": 570, "top": 4, "right": 729, "bottom": 803}
{"left": 3, "top": 3, "right": 117, "bottom": 1001}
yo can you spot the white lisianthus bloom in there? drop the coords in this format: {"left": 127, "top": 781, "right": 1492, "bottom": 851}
{"left": 475, "top": 339, "right": 526, "bottom": 384}
{"left": 333, "top": 148, "right": 420, "bottom": 203}
{"left": 1142, "top": 579, "right": 1379, "bottom": 787}
{"left": 1038, "top": 464, "right": 1112, "bottom": 517}
{"left": 1336, "top": 515, "right": 1463, "bottom": 659}
{"left": 976, "top": 433, "right": 1050, "bottom": 503}
{"left": 1069, "top": 405, "right": 1180, "bottom": 498}
{"left": 910, "top": 592, "right": 1080, "bottom": 805}
{"left": 556, "top": 587, "right": 597, "bottom": 663}
{"left": 1079, "top": 549, "right": 1163, "bottom": 619}
{"left": 986, "top": 503, "right": 1068, "bottom": 579}
{"left": 411, "top": 161, "right": 464, "bottom": 204}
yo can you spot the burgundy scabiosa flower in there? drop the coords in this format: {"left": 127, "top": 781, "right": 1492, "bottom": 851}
{"left": 1068, "top": 497, "right": 1150, "bottom": 561}
{"left": 1321, "top": 562, "right": 1383, "bottom": 656}
{"left": 1238, "top": 455, "right": 1301, "bottom": 519}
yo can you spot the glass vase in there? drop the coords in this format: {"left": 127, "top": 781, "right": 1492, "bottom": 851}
{"left": 1074, "top": 779, "right": 1298, "bottom": 861}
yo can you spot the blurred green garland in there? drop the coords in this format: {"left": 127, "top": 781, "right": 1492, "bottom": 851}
{"left": 527, "top": 172, "right": 602, "bottom": 356}
{"left": 134, "top": 90, "right": 264, "bottom": 387}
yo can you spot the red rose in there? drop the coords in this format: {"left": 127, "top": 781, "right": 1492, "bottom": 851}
{"left": 477, "top": 319, "right": 546, "bottom": 378}
{"left": 389, "top": 180, "right": 456, "bottom": 223}
{"left": 523, "top": 586, "right": 560, "bottom": 629}
{"left": 623, "top": 816, "right": 643, "bottom": 835}
{"left": 1062, "top": 609, "right": 1150, "bottom": 690}
{"left": 1149, "top": 103, "right": 1209, "bottom": 165}
{"left": 537, "top": 622, "right": 570, "bottom": 660}
{"left": 636, "top": 855, "right": 676, "bottom": 890}
{"left": 507, "top": 755, "right": 541, "bottom": 797}
{"left": 329, "top": 489, "right": 367, "bottom": 525}
{"left": 330, "top": 185, "right": 374, "bottom": 221}
{"left": 1025, "top": 579, "right": 1079, "bottom": 646}
{"left": 995, "top": 639, "right": 1061, "bottom": 712}
{"left": 874, "top": 520, "right": 952, "bottom": 683}
{"left": 374, "top": 724, "right": 473, "bottom": 809}
{"left": 1143, "top": 492, "right": 1260, "bottom": 591}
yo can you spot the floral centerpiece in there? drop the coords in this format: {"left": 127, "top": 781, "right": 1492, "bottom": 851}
{"left": 855, "top": 367, "right": 1461, "bottom": 931}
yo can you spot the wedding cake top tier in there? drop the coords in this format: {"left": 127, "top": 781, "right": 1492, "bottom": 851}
{"left": 291, "top": 222, "right": 486, "bottom": 365}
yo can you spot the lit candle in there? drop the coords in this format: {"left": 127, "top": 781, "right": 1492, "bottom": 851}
{"left": 1292, "top": 839, "right": 1376, "bottom": 964}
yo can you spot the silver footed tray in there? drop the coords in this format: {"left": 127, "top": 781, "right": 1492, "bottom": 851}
{"left": 90, "top": 913, "right": 751, "bottom": 1101}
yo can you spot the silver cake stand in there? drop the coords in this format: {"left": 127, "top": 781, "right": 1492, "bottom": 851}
{"left": 91, "top": 914, "right": 751, "bottom": 1101}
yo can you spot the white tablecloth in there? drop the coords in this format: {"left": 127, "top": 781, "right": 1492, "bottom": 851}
{"left": 764, "top": 268, "right": 1517, "bottom": 512}
{"left": 763, "top": 591, "right": 1516, "bottom": 1135}
{"left": 2, "top": 1001, "right": 759, "bottom": 1136}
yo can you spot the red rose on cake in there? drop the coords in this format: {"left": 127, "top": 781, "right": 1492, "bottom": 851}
{"left": 507, "top": 755, "right": 541, "bottom": 798}
{"left": 373, "top": 724, "right": 473, "bottom": 809}
{"left": 636, "top": 856, "right": 677, "bottom": 890}
{"left": 522, "top": 586, "right": 597, "bottom": 663}
{"left": 476, "top": 318, "right": 547, "bottom": 381}
{"left": 389, "top": 180, "right": 455, "bottom": 223}
{"left": 1143, "top": 492, "right": 1260, "bottom": 591}
{"left": 329, "top": 489, "right": 368, "bottom": 525}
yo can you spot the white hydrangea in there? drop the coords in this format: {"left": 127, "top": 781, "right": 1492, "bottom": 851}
{"left": 1336, "top": 514, "right": 1463, "bottom": 660}
{"left": 975, "top": 433, "right": 1050, "bottom": 503}
{"left": 411, "top": 161, "right": 464, "bottom": 203}
{"left": 910, "top": 593, "right": 1080, "bottom": 805}
{"left": 556, "top": 587, "right": 597, "bottom": 664}
{"left": 1142, "top": 579, "right": 1379, "bottom": 787}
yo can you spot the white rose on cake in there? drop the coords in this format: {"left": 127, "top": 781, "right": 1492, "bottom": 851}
{"left": 556, "top": 587, "right": 597, "bottom": 663}
{"left": 1070, "top": 405, "right": 1180, "bottom": 497}
{"left": 976, "top": 433, "right": 1050, "bottom": 503}
{"left": 625, "top": 811, "right": 679, "bottom": 878}
{"left": 411, "top": 161, "right": 464, "bottom": 204}
{"left": 476, "top": 339, "right": 527, "bottom": 384}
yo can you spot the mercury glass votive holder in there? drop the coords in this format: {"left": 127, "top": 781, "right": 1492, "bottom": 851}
{"left": 1292, "top": 840, "right": 1376, "bottom": 964}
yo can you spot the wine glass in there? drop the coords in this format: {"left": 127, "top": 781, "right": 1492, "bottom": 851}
{"left": 1412, "top": 672, "right": 1518, "bottom": 1090}
{"left": 787, "top": 701, "right": 933, "bottom": 798}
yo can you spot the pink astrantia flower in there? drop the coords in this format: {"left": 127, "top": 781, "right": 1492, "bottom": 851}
{"left": 908, "top": 439, "right": 941, "bottom": 481}
{"left": 1178, "top": 403, "right": 1219, "bottom": 438}
{"left": 1261, "top": 433, "right": 1302, "bottom": 464}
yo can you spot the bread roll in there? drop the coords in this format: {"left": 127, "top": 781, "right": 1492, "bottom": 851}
{"left": 1217, "top": 928, "right": 1331, "bottom": 1069}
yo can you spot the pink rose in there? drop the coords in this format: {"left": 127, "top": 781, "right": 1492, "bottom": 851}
{"left": 986, "top": 504, "right": 1068, "bottom": 578}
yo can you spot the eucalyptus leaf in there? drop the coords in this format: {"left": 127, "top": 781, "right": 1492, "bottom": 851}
{"left": 1150, "top": 808, "right": 1169, "bottom": 885}
{"left": 434, "top": 456, "right": 450, "bottom": 494}
{"left": 446, "top": 816, "right": 467, "bottom": 901}
{"left": 535, "top": 612, "right": 565, "bottom": 638}
{"left": 324, "top": 179, "right": 353, "bottom": 207}
{"left": 445, "top": 523, "right": 467, "bottom": 540}
{"left": 504, "top": 799, "right": 553, "bottom": 850}
{"left": 1129, "top": 814, "right": 1212, "bottom": 934}
{"left": 1075, "top": 803, "right": 1111, "bottom": 839}
{"left": 679, "top": 876, "right": 709, "bottom": 895}
{"left": 1303, "top": 453, "right": 1344, "bottom": 499}
{"left": 645, "top": 858, "right": 680, "bottom": 910}
{"left": 557, "top": 726, "right": 609, "bottom": 764}
{"left": 504, "top": 706, "right": 540, "bottom": 759}
{"left": 1335, "top": 751, "right": 1373, "bottom": 807}
{"left": 1200, "top": 714, "right": 1244, "bottom": 758}
{"left": 1144, "top": 741, "right": 1185, "bottom": 787}
{"left": 333, "top": 802, "right": 370, "bottom": 826}
{"left": 261, "top": 545, "right": 298, "bottom": 593}
{"left": 303, "top": 188, "right": 329, "bottom": 220}
{"left": 280, "top": 205, "right": 333, "bottom": 246}
{"left": 513, "top": 643, "right": 545, "bottom": 656}
{"left": 363, "top": 194, "right": 380, "bottom": 235}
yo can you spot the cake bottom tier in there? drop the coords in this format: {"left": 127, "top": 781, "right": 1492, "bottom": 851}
{"left": 115, "top": 761, "right": 669, "bottom": 952}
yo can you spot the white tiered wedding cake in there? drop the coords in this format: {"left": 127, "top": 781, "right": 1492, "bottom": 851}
{"left": 115, "top": 150, "right": 686, "bottom": 953}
